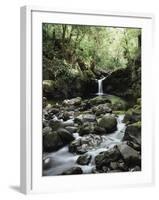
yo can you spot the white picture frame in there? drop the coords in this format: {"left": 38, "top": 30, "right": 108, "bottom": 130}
{"left": 20, "top": 5, "right": 154, "bottom": 194}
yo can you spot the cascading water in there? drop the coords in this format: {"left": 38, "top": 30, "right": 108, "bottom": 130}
{"left": 97, "top": 77, "right": 105, "bottom": 96}
{"left": 96, "top": 77, "right": 105, "bottom": 96}
{"left": 43, "top": 114, "right": 126, "bottom": 176}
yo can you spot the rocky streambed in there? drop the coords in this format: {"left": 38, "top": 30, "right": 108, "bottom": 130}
{"left": 42, "top": 95, "right": 141, "bottom": 176}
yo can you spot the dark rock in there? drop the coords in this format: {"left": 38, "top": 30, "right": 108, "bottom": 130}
{"left": 124, "top": 106, "right": 141, "bottom": 124}
{"left": 98, "top": 114, "right": 117, "bottom": 133}
{"left": 57, "top": 128, "right": 75, "bottom": 145}
{"left": 103, "top": 68, "right": 132, "bottom": 97}
{"left": 43, "top": 157, "right": 52, "bottom": 170}
{"left": 63, "top": 97, "right": 82, "bottom": 106}
{"left": 117, "top": 143, "right": 141, "bottom": 167}
{"left": 75, "top": 114, "right": 96, "bottom": 124}
{"left": 94, "top": 126, "right": 106, "bottom": 135}
{"left": 76, "top": 154, "right": 92, "bottom": 165}
{"left": 90, "top": 96, "right": 111, "bottom": 105}
{"left": 49, "top": 107, "right": 59, "bottom": 115}
{"left": 92, "top": 103, "right": 112, "bottom": 116}
{"left": 43, "top": 97, "right": 47, "bottom": 108}
{"left": 49, "top": 120, "right": 63, "bottom": 131}
{"left": 43, "top": 126, "right": 52, "bottom": 135}
{"left": 123, "top": 121, "right": 141, "bottom": 145}
{"left": 110, "top": 160, "right": 128, "bottom": 171}
{"left": 43, "top": 132, "right": 64, "bottom": 152}
{"left": 43, "top": 80, "right": 55, "bottom": 95}
{"left": 65, "top": 126, "right": 78, "bottom": 134}
{"left": 62, "top": 167, "right": 83, "bottom": 175}
{"left": 69, "top": 134, "right": 103, "bottom": 154}
{"left": 69, "top": 139, "right": 81, "bottom": 153}
{"left": 130, "top": 165, "right": 141, "bottom": 172}
{"left": 79, "top": 122, "right": 95, "bottom": 136}
{"left": 95, "top": 146, "right": 121, "bottom": 170}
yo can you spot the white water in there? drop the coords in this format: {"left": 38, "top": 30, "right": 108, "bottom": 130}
{"left": 43, "top": 115, "right": 126, "bottom": 176}
{"left": 97, "top": 77, "right": 105, "bottom": 96}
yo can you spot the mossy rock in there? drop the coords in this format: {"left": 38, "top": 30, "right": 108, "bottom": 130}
{"left": 124, "top": 105, "right": 141, "bottom": 124}
{"left": 123, "top": 121, "right": 141, "bottom": 145}
{"left": 43, "top": 80, "right": 55, "bottom": 94}
{"left": 98, "top": 114, "right": 117, "bottom": 133}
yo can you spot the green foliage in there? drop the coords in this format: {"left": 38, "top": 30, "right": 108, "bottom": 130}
{"left": 43, "top": 23, "right": 141, "bottom": 81}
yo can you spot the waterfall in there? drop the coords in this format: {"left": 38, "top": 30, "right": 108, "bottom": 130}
{"left": 97, "top": 77, "right": 105, "bottom": 96}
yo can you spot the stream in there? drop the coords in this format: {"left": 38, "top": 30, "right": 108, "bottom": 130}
{"left": 43, "top": 114, "right": 126, "bottom": 176}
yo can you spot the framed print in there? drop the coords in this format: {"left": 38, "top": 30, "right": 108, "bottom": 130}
{"left": 20, "top": 6, "right": 154, "bottom": 194}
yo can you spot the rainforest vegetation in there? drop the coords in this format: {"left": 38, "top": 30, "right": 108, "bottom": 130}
{"left": 42, "top": 24, "right": 141, "bottom": 176}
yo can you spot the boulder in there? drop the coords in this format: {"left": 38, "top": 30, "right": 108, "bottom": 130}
{"left": 63, "top": 97, "right": 82, "bottom": 106}
{"left": 43, "top": 132, "right": 64, "bottom": 152}
{"left": 79, "top": 122, "right": 95, "bottom": 136}
{"left": 95, "top": 146, "right": 121, "bottom": 170}
{"left": 124, "top": 106, "right": 141, "bottom": 124}
{"left": 69, "top": 134, "right": 103, "bottom": 154}
{"left": 62, "top": 167, "right": 83, "bottom": 175}
{"left": 43, "top": 80, "right": 55, "bottom": 95}
{"left": 103, "top": 68, "right": 132, "bottom": 97}
{"left": 117, "top": 143, "right": 141, "bottom": 167}
{"left": 43, "top": 126, "right": 52, "bottom": 135}
{"left": 57, "top": 128, "right": 75, "bottom": 144}
{"left": 123, "top": 121, "right": 141, "bottom": 145}
{"left": 105, "top": 95, "right": 128, "bottom": 110}
{"left": 76, "top": 154, "right": 92, "bottom": 165}
{"left": 90, "top": 96, "right": 111, "bottom": 105}
{"left": 65, "top": 126, "right": 78, "bottom": 134}
{"left": 49, "top": 120, "right": 63, "bottom": 131}
{"left": 43, "top": 128, "right": 74, "bottom": 152}
{"left": 94, "top": 126, "right": 106, "bottom": 135}
{"left": 92, "top": 103, "right": 112, "bottom": 116}
{"left": 74, "top": 114, "right": 96, "bottom": 124}
{"left": 98, "top": 114, "right": 117, "bottom": 133}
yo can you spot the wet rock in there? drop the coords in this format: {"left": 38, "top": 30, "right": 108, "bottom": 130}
{"left": 117, "top": 143, "right": 141, "bottom": 167}
{"left": 63, "top": 97, "right": 82, "bottom": 106}
{"left": 43, "top": 80, "right": 55, "bottom": 95}
{"left": 103, "top": 67, "right": 132, "bottom": 97}
{"left": 75, "top": 114, "right": 96, "bottom": 124}
{"left": 43, "top": 126, "right": 52, "bottom": 135}
{"left": 57, "top": 128, "right": 75, "bottom": 144}
{"left": 62, "top": 119, "right": 74, "bottom": 127}
{"left": 76, "top": 154, "right": 92, "bottom": 165}
{"left": 90, "top": 96, "right": 111, "bottom": 105}
{"left": 61, "top": 111, "right": 74, "bottom": 121}
{"left": 49, "top": 120, "right": 63, "bottom": 131}
{"left": 124, "top": 106, "right": 141, "bottom": 124}
{"left": 43, "top": 157, "right": 52, "bottom": 170}
{"left": 62, "top": 167, "right": 83, "bottom": 175}
{"left": 110, "top": 160, "right": 128, "bottom": 171}
{"left": 130, "top": 165, "right": 141, "bottom": 172}
{"left": 49, "top": 107, "right": 59, "bottom": 115}
{"left": 43, "top": 132, "right": 64, "bottom": 152}
{"left": 69, "top": 134, "right": 103, "bottom": 154}
{"left": 123, "top": 121, "right": 141, "bottom": 145}
{"left": 94, "top": 126, "right": 106, "bottom": 135}
{"left": 65, "top": 126, "right": 78, "bottom": 134}
{"left": 79, "top": 122, "right": 95, "bottom": 136}
{"left": 95, "top": 146, "right": 121, "bottom": 170}
{"left": 92, "top": 103, "right": 112, "bottom": 116}
{"left": 43, "top": 97, "right": 47, "bottom": 108}
{"left": 98, "top": 114, "right": 117, "bottom": 133}
{"left": 43, "top": 119, "right": 49, "bottom": 128}
{"left": 69, "top": 139, "right": 82, "bottom": 154}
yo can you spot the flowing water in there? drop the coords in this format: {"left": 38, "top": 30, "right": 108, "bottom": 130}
{"left": 43, "top": 114, "right": 126, "bottom": 176}
{"left": 96, "top": 77, "right": 105, "bottom": 96}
